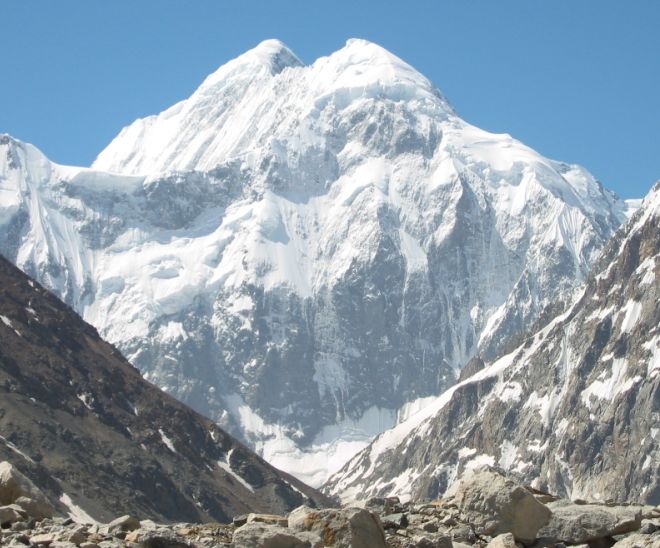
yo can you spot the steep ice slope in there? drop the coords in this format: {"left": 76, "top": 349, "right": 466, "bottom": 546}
{"left": 0, "top": 39, "right": 630, "bottom": 485}
{"left": 326, "top": 183, "right": 659, "bottom": 504}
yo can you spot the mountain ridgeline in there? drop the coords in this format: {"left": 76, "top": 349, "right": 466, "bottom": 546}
{"left": 0, "top": 39, "right": 639, "bottom": 487}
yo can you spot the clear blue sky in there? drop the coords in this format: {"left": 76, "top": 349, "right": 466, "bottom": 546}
{"left": 2, "top": 1, "right": 658, "bottom": 198}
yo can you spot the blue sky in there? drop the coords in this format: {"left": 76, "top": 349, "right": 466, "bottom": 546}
{"left": 2, "top": 1, "right": 658, "bottom": 198}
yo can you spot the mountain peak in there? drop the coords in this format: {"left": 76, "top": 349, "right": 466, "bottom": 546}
{"left": 92, "top": 39, "right": 454, "bottom": 175}
{"left": 342, "top": 37, "right": 402, "bottom": 58}
{"left": 194, "top": 39, "right": 303, "bottom": 92}
{"left": 245, "top": 38, "right": 303, "bottom": 74}
{"left": 326, "top": 38, "right": 436, "bottom": 88}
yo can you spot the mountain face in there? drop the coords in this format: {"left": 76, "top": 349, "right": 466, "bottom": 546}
{"left": 0, "top": 255, "right": 330, "bottom": 522}
{"left": 0, "top": 39, "right": 631, "bottom": 486}
{"left": 326, "top": 183, "right": 659, "bottom": 505}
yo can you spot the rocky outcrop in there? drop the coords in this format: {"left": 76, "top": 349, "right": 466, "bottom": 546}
{"left": 327, "top": 182, "right": 659, "bottom": 504}
{"left": 0, "top": 254, "right": 331, "bottom": 523}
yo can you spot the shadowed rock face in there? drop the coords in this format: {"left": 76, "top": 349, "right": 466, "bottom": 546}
{"left": 0, "top": 255, "right": 331, "bottom": 523}
{"left": 327, "top": 182, "right": 660, "bottom": 505}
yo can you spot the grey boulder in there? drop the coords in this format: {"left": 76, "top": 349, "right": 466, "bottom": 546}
{"left": 486, "top": 533, "right": 518, "bottom": 548}
{"left": 0, "top": 504, "right": 26, "bottom": 525}
{"left": 539, "top": 501, "right": 642, "bottom": 543}
{"left": 445, "top": 466, "right": 551, "bottom": 543}
{"left": 288, "top": 505, "right": 387, "bottom": 548}
{"left": 232, "top": 522, "right": 321, "bottom": 548}
{"left": 611, "top": 533, "right": 659, "bottom": 547}
{"left": 0, "top": 462, "right": 54, "bottom": 519}
{"left": 406, "top": 535, "right": 452, "bottom": 548}
{"left": 107, "top": 514, "right": 141, "bottom": 533}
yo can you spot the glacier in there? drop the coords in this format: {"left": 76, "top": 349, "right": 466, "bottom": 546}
{"left": 0, "top": 39, "right": 632, "bottom": 486}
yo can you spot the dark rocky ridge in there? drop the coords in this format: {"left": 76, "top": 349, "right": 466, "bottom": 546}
{"left": 0, "top": 255, "right": 331, "bottom": 523}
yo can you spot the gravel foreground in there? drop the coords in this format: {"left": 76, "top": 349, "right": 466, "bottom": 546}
{"left": 2, "top": 463, "right": 659, "bottom": 547}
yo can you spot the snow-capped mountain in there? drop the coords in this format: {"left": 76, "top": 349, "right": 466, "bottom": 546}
{"left": 0, "top": 39, "right": 631, "bottom": 486}
{"left": 326, "top": 182, "right": 659, "bottom": 504}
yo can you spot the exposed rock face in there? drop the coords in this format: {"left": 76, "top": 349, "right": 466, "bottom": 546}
{"left": 0, "top": 39, "right": 630, "bottom": 485}
{"left": 0, "top": 256, "right": 330, "bottom": 523}
{"left": 326, "top": 182, "right": 659, "bottom": 505}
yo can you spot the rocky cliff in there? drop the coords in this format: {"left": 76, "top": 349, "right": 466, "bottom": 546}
{"left": 327, "top": 182, "right": 659, "bottom": 505}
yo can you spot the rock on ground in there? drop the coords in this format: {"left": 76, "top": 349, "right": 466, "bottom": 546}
{"left": 0, "top": 462, "right": 54, "bottom": 520}
{"left": 288, "top": 505, "right": 387, "bottom": 548}
{"left": 232, "top": 521, "right": 321, "bottom": 548}
{"left": 539, "top": 500, "right": 642, "bottom": 543}
{"left": 445, "top": 466, "right": 551, "bottom": 543}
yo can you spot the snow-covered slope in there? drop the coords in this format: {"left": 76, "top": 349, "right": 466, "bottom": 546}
{"left": 0, "top": 39, "right": 630, "bottom": 486}
{"left": 326, "top": 182, "right": 659, "bottom": 504}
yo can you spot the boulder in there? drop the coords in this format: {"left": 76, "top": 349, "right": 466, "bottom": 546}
{"left": 29, "top": 533, "right": 56, "bottom": 545}
{"left": 288, "top": 505, "right": 387, "bottom": 548}
{"left": 14, "top": 496, "right": 51, "bottom": 521}
{"left": 450, "top": 525, "right": 477, "bottom": 543}
{"left": 65, "top": 526, "right": 88, "bottom": 544}
{"left": 538, "top": 501, "right": 642, "bottom": 544}
{"left": 640, "top": 521, "right": 657, "bottom": 534}
{"left": 0, "top": 462, "right": 54, "bottom": 519}
{"left": 232, "top": 522, "right": 321, "bottom": 548}
{"left": 406, "top": 535, "right": 452, "bottom": 548}
{"left": 362, "top": 496, "right": 402, "bottom": 515}
{"left": 421, "top": 520, "right": 439, "bottom": 532}
{"left": 107, "top": 514, "right": 140, "bottom": 533}
{"left": 382, "top": 512, "right": 408, "bottom": 529}
{"left": 487, "top": 533, "right": 517, "bottom": 548}
{"left": 445, "top": 466, "right": 551, "bottom": 543}
{"left": 138, "top": 519, "right": 159, "bottom": 530}
{"left": 287, "top": 506, "right": 316, "bottom": 530}
{"left": 611, "top": 533, "right": 658, "bottom": 547}
{"left": 126, "top": 527, "right": 193, "bottom": 547}
{"left": 0, "top": 504, "right": 26, "bottom": 525}
{"left": 440, "top": 515, "right": 457, "bottom": 527}
{"left": 247, "top": 513, "right": 289, "bottom": 527}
